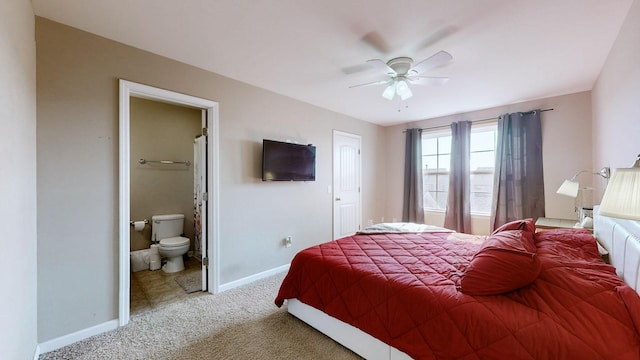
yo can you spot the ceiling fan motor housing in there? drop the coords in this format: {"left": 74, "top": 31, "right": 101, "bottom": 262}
{"left": 387, "top": 57, "right": 413, "bottom": 75}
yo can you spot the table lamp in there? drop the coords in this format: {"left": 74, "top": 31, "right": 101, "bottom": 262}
{"left": 556, "top": 167, "right": 611, "bottom": 198}
{"left": 599, "top": 155, "right": 640, "bottom": 220}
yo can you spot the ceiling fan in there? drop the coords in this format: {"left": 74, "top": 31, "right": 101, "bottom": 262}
{"left": 350, "top": 50, "right": 453, "bottom": 101}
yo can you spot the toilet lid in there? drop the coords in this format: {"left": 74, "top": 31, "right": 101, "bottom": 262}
{"left": 160, "top": 236, "right": 189, "bottom": 247}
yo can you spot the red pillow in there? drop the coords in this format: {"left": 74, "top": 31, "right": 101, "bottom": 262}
{"left": 490, "top": 218, "right": 537, "bottom": 255}
{"left": 460, "top": 230, "right": 541, "bottom": 296}
{"left": 492, "top": 218, "right": 536, "bottom": 235}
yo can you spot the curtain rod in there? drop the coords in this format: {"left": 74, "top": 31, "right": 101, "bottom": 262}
{"left": 403, "top": 108, "right": 554, "bottom": 133}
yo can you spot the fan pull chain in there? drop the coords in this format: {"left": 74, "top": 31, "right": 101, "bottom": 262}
{"left": 397, "top": 101, "right": 409, "bottom": 112}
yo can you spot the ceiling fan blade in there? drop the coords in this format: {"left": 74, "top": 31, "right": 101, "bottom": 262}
{"left": 341, "top": 63, "right": 374, "bottom": 75}
{"left": 408, "top": 51, "right": 453, "bottom": 75}
{"left": 366, "top": 59, "right": 397, "bottom": 76}
{"left": 407, "top": 76, "right": 449, "bottom": 86}
{"left": 411, "top": 26, "right": 458, "bottom": 53}
{"left": 349, "top": 79, "right": 392, "bottom": 88}
{"left": 361, "top": 31, "right": 392, "bottom": 54}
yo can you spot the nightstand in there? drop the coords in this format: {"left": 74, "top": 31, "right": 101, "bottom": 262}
{"left": 535, "top": 217, "right": 579, "bottom": 230}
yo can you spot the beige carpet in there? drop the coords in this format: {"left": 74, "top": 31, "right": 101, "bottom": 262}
{"left": 39, "top": 272, "right": 362, "bottom": 360}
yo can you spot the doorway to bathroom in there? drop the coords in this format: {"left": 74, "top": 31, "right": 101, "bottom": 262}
{"left": 119, "top": 80, "right": 220, "bottom": 327}
{"left": 130, "top": 97, "right": 201, "bottom": 314}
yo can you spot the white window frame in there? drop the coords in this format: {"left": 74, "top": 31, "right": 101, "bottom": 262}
{"left": 421, "top": 121, "right": 498, "bottom": 215}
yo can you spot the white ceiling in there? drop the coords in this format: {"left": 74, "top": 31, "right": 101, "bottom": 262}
{"left": 32, "top": 0, "right": 633, "bottom": 126}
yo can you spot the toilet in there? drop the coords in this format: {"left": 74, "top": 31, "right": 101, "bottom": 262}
{"left": 151, "top": 214, "right": 191, "bottom": 273}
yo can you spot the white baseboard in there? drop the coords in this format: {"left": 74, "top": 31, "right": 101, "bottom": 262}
{"left": 37, "top": 319, "right": 119, "bottom": 355}
{"left": 37, "top": 265, "right": 289, "bottom": 355}
{"left": 33, "top": 344, "right": 41, "bottom": 360}
{"left": 218, "top": 264, "right": 289, "bottom": 292}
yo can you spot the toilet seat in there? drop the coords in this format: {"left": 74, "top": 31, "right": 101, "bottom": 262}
{"left": 159, "top": 236, "right": 189, "bottom": 248}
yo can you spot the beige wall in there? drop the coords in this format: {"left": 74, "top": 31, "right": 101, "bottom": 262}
{"left": 35, "top": 17, "right": 386, "bottom": 342}
{"left": 130, "top": 98, "right": 201, "bottom": 251}
{"left": 384, "top": 91, "right": 594, "bottom": 233}
{"left": 0, "top": 1, "right": 38, "bottom": 358}
{"left": 592, "top": 0, "right": 640, "bottom": 194}
{"left": 33, "top": 0, "right": 639, "bottom": 347}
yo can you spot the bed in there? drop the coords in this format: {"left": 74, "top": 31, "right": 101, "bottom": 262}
{"left": 275, "top": 212, "right": 640, "bottom": 359}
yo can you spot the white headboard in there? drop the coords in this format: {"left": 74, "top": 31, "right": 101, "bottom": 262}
{"left": 594, "top": 205, "right": 640, "bottom": 291}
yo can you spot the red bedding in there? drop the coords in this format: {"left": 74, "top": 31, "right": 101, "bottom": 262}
{"left": 275, "top": 229, "right": 640, "bottom": 359}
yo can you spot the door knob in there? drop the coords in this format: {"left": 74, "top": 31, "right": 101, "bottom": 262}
{"left": 335, "top": 197, "right": 341, "bottom": 201}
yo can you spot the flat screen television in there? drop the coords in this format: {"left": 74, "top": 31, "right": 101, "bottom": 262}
{"left": 262, "top": 139, "right": 316, "bottom": 181}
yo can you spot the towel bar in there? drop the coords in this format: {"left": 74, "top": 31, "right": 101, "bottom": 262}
{"left": 138, "top": 158, "right": 191, "bottom": 167}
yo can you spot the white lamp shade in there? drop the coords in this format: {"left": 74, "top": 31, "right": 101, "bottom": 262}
{"left": 396, "top": 80, "right": 413, "bottom": 100}
{"left": 556, "top": 180, "right": 580, "bottom": 198}
{"left": 382, "top": 83, "right": 396, "bottom": 100}
{"left": 599, "top": 168, "right": 640, "bottom": 220}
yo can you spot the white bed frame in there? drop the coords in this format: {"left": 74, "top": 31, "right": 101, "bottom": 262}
{"left": 287, "top": 207, "right": 640, "bottom": 359}
{"left": 287, "top": 299, "right": 411, "bottom": 360}
{"left": 594, "top": 206, "right": 640, "bottom": 291}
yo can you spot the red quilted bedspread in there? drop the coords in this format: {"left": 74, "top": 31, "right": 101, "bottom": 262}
{"left": 275, "top": 230, "right": 640, "bottom": 359}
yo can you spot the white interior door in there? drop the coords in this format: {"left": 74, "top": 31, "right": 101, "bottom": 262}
{"left": 194, "top": 134, "right": 207, "bottom": 290}
{"left": 333, "top": 131, "right": 362, "bottom": 240}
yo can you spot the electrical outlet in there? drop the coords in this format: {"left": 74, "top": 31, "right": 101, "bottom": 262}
{"left": 367, "top": 219, "right": 373, "bottom": 226}
{"left": 284, "top": 236, "right": 292, "bottom": 248}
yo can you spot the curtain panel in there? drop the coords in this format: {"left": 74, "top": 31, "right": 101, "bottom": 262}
{"left": 403, "top": 128, "right": 425, "bottom": 223}
{"left": 444, "top": 121, "right": 472, "bottom": 233}
{"left": 491, "top": 111, "right": 545, "bottom": 230}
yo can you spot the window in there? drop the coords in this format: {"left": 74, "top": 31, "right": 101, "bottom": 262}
{"left": 422, "top": 130, "right": 451, "bottom": 210}
{"left": 468, "top": 124, "right": 497, "bottom": 214}
{"left": 422, "top": 122, "right": 497, "bottom": 215}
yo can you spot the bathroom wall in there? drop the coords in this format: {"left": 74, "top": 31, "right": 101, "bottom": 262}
{"left": 130, "top": 97, "right": 202, "bottom": 251}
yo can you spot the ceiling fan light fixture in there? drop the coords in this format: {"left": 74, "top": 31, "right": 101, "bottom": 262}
{"left": 396, "top": 80, "right": 412, "bottom": 100}
{"left": 400, "top": 89, "right": 413, "bottom": 101}
{"left": 382, "top": 83, "right": 396, "bottom": 100}
{"left": 352, "top": 50, "right": 452, "bottom": 102}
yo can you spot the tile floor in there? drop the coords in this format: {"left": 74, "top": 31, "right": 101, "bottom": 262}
{"left": 130, "top": 256, "right": 205, "bottom": 315}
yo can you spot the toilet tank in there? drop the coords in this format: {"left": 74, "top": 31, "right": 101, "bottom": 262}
{"left": 151, "top": 214, "right": 185, "bottom": 241}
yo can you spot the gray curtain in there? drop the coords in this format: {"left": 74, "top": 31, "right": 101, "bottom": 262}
{"left": 491, "top": 110, "right": 545, "bottom": 230}
{"left": 402, "top": 128, "right": 425, "bottom": 223}
{"left": 444, "top": 121, "right": 472, "bottom": 232}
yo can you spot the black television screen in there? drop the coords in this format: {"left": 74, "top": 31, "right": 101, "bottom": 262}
{"left": 262, "top": 139, "right": 316, "bottom": 181}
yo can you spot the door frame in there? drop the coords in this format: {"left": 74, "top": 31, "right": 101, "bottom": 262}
{"left": 118, "top": 79, "right": 220, "bottom": 326}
